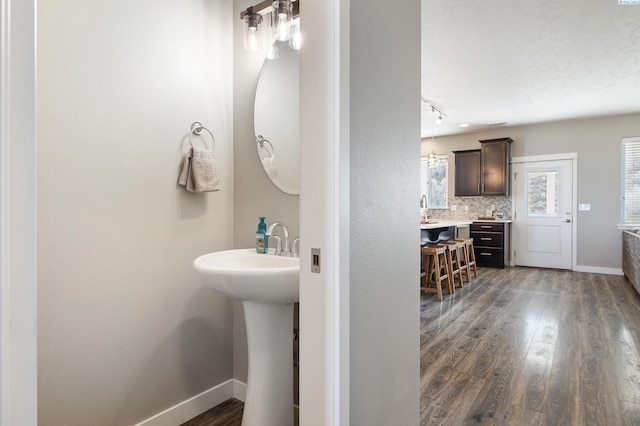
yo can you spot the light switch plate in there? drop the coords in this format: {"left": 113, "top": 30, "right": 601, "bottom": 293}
{"left": 579, "top": 204, "right": 591, "bottom": 211}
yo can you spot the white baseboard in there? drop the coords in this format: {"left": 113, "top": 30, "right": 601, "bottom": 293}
{"left": 574, "top": 265, "right": 624, "bottom": 275}
{"left": 233, "top": 379, "right": 247, "bottom": 402}
{"left": 134, "top": 379, "right": 248, "bottom": 426}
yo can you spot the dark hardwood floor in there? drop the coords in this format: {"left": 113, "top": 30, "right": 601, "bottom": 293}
{"left": 180, "top": 398, "right": 243, "bottom": 426}
{"left": 183, "top": 266, "right": 640, "bottom": 425}
{"left": 421, "top": 266, "right": 640, "bottom": 425}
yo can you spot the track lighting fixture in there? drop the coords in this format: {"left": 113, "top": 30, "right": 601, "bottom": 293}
{"left": 421, "top": 97, "right": 446, "bottom": 125}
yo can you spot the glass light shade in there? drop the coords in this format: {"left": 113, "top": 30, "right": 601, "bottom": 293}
{"left": 266, "top": 42, "right": 280, "bottom": 60}
{"left": 272, "top": 0, "right": 293, "bottom": 41}
{"left": 243, "top": 11, "right": 263, "bottom": 52}
{"left": 288, "top": 18, "right": 301, "bottom": 50}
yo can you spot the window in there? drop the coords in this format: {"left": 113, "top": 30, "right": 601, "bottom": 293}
{"left": 420, "top": 155, "right": 448, "bottom": 209}
{"left": 527, "top": 169, "right": 560, "bottom": 216}
{"left": 621, "top": 137, "right": 640, "bottom": 226}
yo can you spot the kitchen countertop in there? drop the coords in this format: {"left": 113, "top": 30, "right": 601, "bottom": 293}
{"left": 420, "top": 220, "right": 473, "bottom": 229}
{"left": 420, "top": 218, "right": 513, "bottom": 229}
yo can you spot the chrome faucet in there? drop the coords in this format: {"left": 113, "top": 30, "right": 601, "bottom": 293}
{"left": 420, "top": 195, "right": 427, "bottom": 208}
{"left": 266, "top": 222, "right": 290, "bottom": 255}
{"left": 292, "top": 237, "right": 300, "bottom": 257}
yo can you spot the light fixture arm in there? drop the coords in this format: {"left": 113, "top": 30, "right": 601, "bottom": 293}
{"left": 240, "top": 0, "right": 300, "bottom": 19}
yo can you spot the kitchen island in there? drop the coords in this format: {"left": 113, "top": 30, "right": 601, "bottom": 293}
{"left": 420, "top": 220, "right": 473, "bottom": 246}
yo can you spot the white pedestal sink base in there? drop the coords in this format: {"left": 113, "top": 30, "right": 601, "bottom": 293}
{"left": 242, "top": 300, "right": 294, "bottom": 426}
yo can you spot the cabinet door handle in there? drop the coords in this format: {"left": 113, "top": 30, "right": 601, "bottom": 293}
{"left": 481, "top": 237, "right": 492, "bottom": 241}
{"left": 480, "top": 252, "right": 492, "bottom": 256}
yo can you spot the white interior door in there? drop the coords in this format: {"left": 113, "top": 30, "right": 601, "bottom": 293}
{"left": 513, "top": 158, "right": 574, "bottom": 269}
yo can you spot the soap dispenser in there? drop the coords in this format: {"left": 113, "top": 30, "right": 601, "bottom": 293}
{"left": 256, "top": 217, "right": 268, "bottom": 253}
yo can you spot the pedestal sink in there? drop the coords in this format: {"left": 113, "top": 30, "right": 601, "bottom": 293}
{"left": 193, "top": 249, "right": 299, "bottom": 426}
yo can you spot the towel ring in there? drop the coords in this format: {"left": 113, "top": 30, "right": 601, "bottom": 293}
{"left": 256, "top": 135, "right": 274, "bottom": 156}
{"left": 189, "top": 121, "right": 215, "bottom": 150}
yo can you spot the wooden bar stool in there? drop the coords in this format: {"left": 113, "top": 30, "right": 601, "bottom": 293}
{"left": 452, "top": 239, "right": 471, "bottom": 284}
{"left": 455, "top": 238, "right": 478, "bottom": 280}
{"left": 442, "top": 240, "right": 465, "bottom": 288}
{"left": 420, "top": 244, "right": 452, "bottom": 301}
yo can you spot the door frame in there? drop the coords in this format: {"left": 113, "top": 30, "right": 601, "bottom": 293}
{"left": 1, "top": 0, "right": 38, "bottom": 424}
{"left": 299, "top": 0, "right": 349, "bottom": 424}
{"left": 511, "top": 153, "right": 578, "bottom": 270}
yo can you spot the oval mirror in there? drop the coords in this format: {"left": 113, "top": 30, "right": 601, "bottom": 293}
{"left": 254, "top": 40, "right": 300, "bottom": 195}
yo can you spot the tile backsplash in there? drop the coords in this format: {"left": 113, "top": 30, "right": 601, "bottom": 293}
{"left": 426, "top": 196, "right": 512, "bottom": 220}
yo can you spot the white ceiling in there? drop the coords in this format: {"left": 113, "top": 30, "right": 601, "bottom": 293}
{"left": 421, "top": 0, "right": 640, "bottom": 138}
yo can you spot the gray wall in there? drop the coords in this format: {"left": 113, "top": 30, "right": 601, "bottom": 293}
{"left": 37, "top": 1, "right": 235, "bottom": 424}
{"left": 422, "top": 112, "right": 640, "bottom": 270}
{"left": 350, "top": 0, "right": 421, "bottom": 423}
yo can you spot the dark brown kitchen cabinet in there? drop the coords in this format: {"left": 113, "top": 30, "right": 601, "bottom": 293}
{"left": 453, "top": 137, "right": 513, "bottom": 197}
{"left": 452, "top": 149, "right": 481, "bottom": 196}
{"left": 480, "top": 137, "right": 513, "bottom": 196}
{"left": 470, "top": 222, "right": 507, "bottom": 268}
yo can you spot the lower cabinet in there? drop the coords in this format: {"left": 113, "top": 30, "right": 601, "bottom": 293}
{"left": 470, "top": 222, "right": 508, "bottom": 268}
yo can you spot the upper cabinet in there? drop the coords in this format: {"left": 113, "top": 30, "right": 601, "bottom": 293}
{"left": 480, "top": 137, "right": 513, "bottom": 196}
{"left": 453, "top": 137, "right": 513, "bottom": 196}
{"left": 452, "top": 149, "right": 481, "bottom": 196}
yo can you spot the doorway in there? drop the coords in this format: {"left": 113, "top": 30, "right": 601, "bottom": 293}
{"left": 512, "top": 154, "right": 577, "bottom": 270}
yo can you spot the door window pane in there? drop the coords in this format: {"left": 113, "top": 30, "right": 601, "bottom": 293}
{"left": 527, "top": 170, "right": 559, "bottom": 216}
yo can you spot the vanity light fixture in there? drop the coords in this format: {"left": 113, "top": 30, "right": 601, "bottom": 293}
{"left": 243, "top": 7, "right": 264, "bottom": 52}
{"left": 240, "top": 0, "right": 300, "bottom": 52}
{"left": 272, "top": 0, "right": 293, "bottom": 41}
{"left": 288, "top": 18, "right": 301, "bottom": 50}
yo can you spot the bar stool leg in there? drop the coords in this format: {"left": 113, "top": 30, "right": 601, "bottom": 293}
{"left": 429, "top": 252, "right": 443, "bottom": 300}
{"left": 467, "top": 240, "right": 478, "bottom": 278}
{"left": 458, "top": 242, "right": 471, "bottom": 283}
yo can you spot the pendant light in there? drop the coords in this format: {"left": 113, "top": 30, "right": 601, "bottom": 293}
{"left": 427, "top": 107, "right": 438, "bottom": 167}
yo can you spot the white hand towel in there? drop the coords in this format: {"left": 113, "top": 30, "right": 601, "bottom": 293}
{"left": 261, "top": 156, "right": 279, "bottom": 181}
{"left": 177, "top": 147, "right": 221, "bottom": 193}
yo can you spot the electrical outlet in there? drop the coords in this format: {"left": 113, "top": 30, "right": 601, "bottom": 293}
{"left": 464, "top": 205, "right": 469, "bottom": 211}
{"left": 579, "top": 204, "right": 591, "bottom": 211}
{"left": 450, "top": 205, "right": 457, "bottom": 211}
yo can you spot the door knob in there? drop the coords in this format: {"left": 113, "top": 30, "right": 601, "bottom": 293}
{"left": 563, "top": 219, "right": 571, "bottom": 223}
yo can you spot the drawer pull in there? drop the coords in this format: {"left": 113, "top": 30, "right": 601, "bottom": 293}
{"left": 480, "top": 252, "right": 493, "bottom": 256}
{"left": 480, "top": 237, "right": 492, "bottom": 241}
{"left": 481, "top": 226, "right": 492, "bottom": 229}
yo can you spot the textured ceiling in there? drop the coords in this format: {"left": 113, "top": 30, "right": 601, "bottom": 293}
{"left": 421, "top": 0, "right": 640, "bottom": 137}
